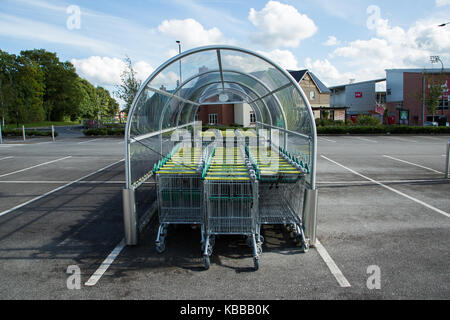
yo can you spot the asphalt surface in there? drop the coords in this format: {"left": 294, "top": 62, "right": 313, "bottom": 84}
{"left": 0, "top": 131, "right": 449, "bottom": 300}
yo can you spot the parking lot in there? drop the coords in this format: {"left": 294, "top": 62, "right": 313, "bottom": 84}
{"left": 0, "top": 132, "right": 449, "bottom": 300}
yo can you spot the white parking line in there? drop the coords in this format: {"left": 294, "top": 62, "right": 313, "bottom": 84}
{"left": 0, "top": 156, "right": 72, "bottom": 178}
{"left": 386, "top": 136, "right": 418, "bottom": 143}
{"left": 321, "top": 155, "right": 450, "bottom": 218}
{"left": 0, "top": 159, "right": 124, "bottom": 218}
{"left": 355, "top": 137, "right": 378, "bottom": 143}
{"left": 78, "top": 139, "right": 103, "bottom": 145}
{"left": 0, "top": 157, "right": 13, "bottom": 161}
{"left": 383, "top": 155, "right": 444, "bottom": 174}
{"left": 317, "top": 178, "right": 447, "bottom": 185}
{"left": 0, "top": 180, "right": 126, "bottom": 184}
{"left": 319, "top": 137, "right": 337, "bottom": 143}
{"left": 85, "top": 239, "right": 125, "bottom": 287}
{"left": 315, "top": 240, "right": 351, "bottom": 288}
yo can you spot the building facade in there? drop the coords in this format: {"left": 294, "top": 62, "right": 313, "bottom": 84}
{"left": 329, "top": 79, "right": 386, "bottom": 121}
{"left": 287, "top": 70, "right": 341, "bottom": 120}
{"left": 196, "top": 69, "right": 332, "bottom": 127}
{"left": 386, "top": 69, "right": 450, "bottom": 125}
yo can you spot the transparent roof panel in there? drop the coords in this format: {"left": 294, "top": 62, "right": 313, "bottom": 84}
{"left": 126, "top": 45, "right": 317, "bottom": 188}
{"left": 128, "top": 45, "right": 315, "bottom": 138}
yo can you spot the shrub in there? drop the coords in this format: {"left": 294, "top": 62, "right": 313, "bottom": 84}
{"left": 83, "top": 128, "right": 125, "bottom": 136}
{"left": 1, "top": 128, "right": 58, "bottom": 137}
{"left": 355, "top": 115, "right": 382, "bottom": 126}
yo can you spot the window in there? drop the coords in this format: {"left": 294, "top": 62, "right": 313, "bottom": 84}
{"left": 439, "top": 99, "right": 449, "bottom": 110}
{"left": 208, "top": 113, "right": 218, "bottom": 125}
{"left": 194, "top": 113, "right": 199, "bottom": 121}
{"left": 250, "top": 112, "right": 256, "bottom": 123}
{"left": 310, "top": 91, "right": 315, "bottom": 100}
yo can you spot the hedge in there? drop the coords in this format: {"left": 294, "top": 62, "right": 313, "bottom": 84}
{"left": 83, "top": 128, "right": 125, "bottom": 136}
{"left": 317, "top": 125, "right": 450, "bottom": 135}
{"left": 1, "top": 128, "right": 58, "bottom": 137}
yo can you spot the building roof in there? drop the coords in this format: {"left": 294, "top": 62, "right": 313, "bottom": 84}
{"left": 287, "top": 69, "right": 331, "bottom": 94}
{"left": 328, "top": 78, "right": 386, "bottom": 90}
{"left": 386, "top": 68, "right": 450, "bottom": 74}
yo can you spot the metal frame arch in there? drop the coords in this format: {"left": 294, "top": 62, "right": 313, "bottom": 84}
{"left": 126, "top": 45, "right": 317, "bottom": 189}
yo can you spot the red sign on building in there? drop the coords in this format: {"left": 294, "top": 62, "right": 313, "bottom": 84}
{"left": 355, "top": 92, "right": 363, "bottom": 98}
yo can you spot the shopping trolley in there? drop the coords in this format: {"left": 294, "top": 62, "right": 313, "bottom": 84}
{"left": 202, "top": 145, "right": 261, "bottom": 270}
{"left": 247, "top": 145, "right": 310, "bottom": 252}
{"left": 154, "top": 145, "right": 205, "bottom": 253}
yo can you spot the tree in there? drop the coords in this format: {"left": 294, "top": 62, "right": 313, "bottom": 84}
{"left": 115, "top": 56, "right": 141, "bottom": 115}
{"left": 424, "top": 72, "right": 445, "bottom": 123}
{"left": 21, "top": 49, "right": 81, "bottom": 121}
{"left": 0, "top": 50, "right": 45, "bottom": 126}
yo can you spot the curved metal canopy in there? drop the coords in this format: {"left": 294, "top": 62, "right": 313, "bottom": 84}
{"left": 125, "top": 45, "right": 317, "bottom": 189}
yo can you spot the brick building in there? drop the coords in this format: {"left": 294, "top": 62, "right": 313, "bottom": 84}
{"left": 197, "top": 69, "right": 332, "bottom": 126}
{"left": 386, "top": 69, "right": 450, "bottom": 125}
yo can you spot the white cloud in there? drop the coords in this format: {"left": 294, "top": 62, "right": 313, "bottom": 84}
{"left": 328, "top": 16, "right": 450, "bottom": 84}
{"left": 305, "top": 58, "right": 355, "bottom": 86}
{"left": 248, "top": 1, "right": 317, "bottom": 48}
{"left": 323, "top": 36, "right": 340, "bottom": 46}
{"left": 72, "top": 56, "right": 154, "bottom": 87}
{"left": 436, "top": 0, "right": 450, "bottom": 7}
{"left": 157, "top": 18, "right": 229, "bottom": 49}
{"left": 257, "top": 49, "right": 300, "bottom": 70}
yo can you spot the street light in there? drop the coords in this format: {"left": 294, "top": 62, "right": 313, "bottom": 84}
{"left": 438, "top": 22, "right": 450, "bottom": 27}
{"left": 176, "top": 40, "right": 182, "bottom": 85}
{"left": 430, "top": 56, "right": 444, "bottom": 71}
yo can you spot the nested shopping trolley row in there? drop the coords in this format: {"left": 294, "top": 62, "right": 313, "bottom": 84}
{"left": 153, "top": 137, "right": 309, "bottom": 270}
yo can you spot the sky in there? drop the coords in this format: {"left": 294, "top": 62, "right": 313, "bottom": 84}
{"left": 1, "top": 0, "right": 450, "bottom": 98}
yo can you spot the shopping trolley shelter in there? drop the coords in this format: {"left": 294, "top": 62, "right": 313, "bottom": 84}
{"left": 0, "top": 45, "right": 449, "bottom": 300}
{"left": 123, "top": 45, "right": 319, "bottom": 271}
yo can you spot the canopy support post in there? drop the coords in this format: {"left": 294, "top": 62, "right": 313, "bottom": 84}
{"left": 123, "top": 188, "right": 138, "bottom": 245}
{"left": 302, "top": 187, "right": 318, "bottom": 247}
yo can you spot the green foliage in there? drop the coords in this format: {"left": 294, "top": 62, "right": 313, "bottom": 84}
{"left": 355, "top": 115, "right": 382, "bottom": 126}
{"left": 115, "top": 56, "right": 141, "bottom": 115}
{"left": 83, "top": 128, "right": 125, "bottom": 136}
{"left": 0, "top": 49, "right": 119, "bottom": 126}
{"left": 1, "top": 128, "right": 58, "bottom": 137}
{"left": 315, "top": 118, "right": 345, "bottom": 127}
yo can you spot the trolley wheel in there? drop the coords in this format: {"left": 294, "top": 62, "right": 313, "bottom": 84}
{"left": 256, "top": 243, "right": 263, "bottom": 256}
{"left": 204, "top": 256, "right": 210, "bottom": 270}
{"left": 300, "top": 241, "right": 310, "bottom": 253}
{"left": 156, "top": 242, "right": 166, "bottom": 254}
{"left": 253, "top": 258, "right": 259, "bottom": 271}
{"left": 258, "top": 235, "right": 265, "bottom": 244}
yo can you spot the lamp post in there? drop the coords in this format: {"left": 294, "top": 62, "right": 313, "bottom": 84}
{"left": 430, "top": 56, "right": 446, "bottom": 120}
{"left": 176, "top": 40, "right": 182, "bottom": 85}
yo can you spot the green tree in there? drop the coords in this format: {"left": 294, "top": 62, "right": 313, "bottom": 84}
{"left": 424, "top": 73, "right": 445, "bottom": 123}
{"left": 21, "top": 49, "right": 81, "bottom": 121}
{"left": 115, "top": 56, "right": 141, "bottom": 115}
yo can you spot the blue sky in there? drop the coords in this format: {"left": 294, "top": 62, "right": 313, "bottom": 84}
{"left": 1, "top": 0, "right": 450, "bottom": 94}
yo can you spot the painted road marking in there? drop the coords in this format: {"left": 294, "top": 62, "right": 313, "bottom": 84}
{"left": 317, "top": 178, "right": 447, "bottom": 185}
{"left": 315, "top": 240, "right": 351, "bottom": 288}
{"left": 0, "top": 181, "right": 154, "bottom": 185}
{"left": 78, "top": 139, "right": 103, "bottom": 145}
{"left": 0, "top": 156, "right": 72, "bottom": 178}
{"left": 383, "top": 155, "right": 444, "bottom": 174}
{"left": 0, "top": 159, "right": 124, "bottom": 218}
{"left": 385, "top": 136, "right": 418, "bottom": 143}
{"left": 321, "top": 155, "right": 450, "bottom": 218}
{"left": 355, "top": 137, "right": 378, "bottom": 143}
{"left": 319, "top": 137, "right": 337, "bottom": 143}
{"left": 0, "top": 157, "right": 13, "bottom": 161}
{"left": 85, "top": 239, "right": 125, "bottom": 287}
